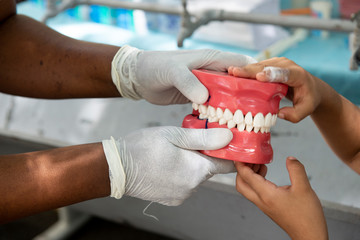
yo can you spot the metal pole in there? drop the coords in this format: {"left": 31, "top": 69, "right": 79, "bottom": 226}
{"left": 78, "top": 0, "right": 182, "bottom": 15}
{"left": 221, "top": 11, "right": 355, "bottom": 32}
{"left": 75, "top": 0, "right": 355, "bottom": 32}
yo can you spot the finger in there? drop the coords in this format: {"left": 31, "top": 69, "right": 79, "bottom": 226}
{"left": 278, "top": 99, "right": 314, "bottom": 123}
{"left": 253, "top": 164, "right": 260, "bottom": 173}
{"left": 182, "top": 149, "right": 236, "bottom": 175}
{"left": 235, "top": 160, "right": 274, "bottom": 195}
{"left": 201, "top": 51, "right": 257, "bottom": 72}
{"left": 228, "top": 66, "right": 235, "bottom": 75}
{"left": 207, "top": 156, "right": 236, "bottom": 174}
{"left": 236, "top": 173, "right": 261, "bottom": 205}
{"left": 235, "top": 162, "right": 261, "bottom": 203}
{"left": 256, "top": 66, "right": 290, "bottom": 83}
{"left": 230, "top": 64, "right": 265, "bottom": 79}
{"left": 166, "top": 127, "right": 233, "bottom": 151}
{"left": 172, "top": 66, "right": 209, "bottom": 104}
{"left": 258, "top": 164, "right": 268, "bottom": 178}
{"left": 286, "top": 157, "right": 311, "bottom": 191}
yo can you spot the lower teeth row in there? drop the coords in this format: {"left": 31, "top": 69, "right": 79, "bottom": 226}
{"left": 193, "top": 103, "right": 277, "bottom": 133}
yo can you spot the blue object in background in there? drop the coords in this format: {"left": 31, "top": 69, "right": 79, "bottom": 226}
{"left": 66, "top": 6, "right": 81, "bottom": 20}
{"left": 116, "top": 8, "right": 135, "bottom": 31}
{"left": 89, "top": 5, "right": 101, "bottom": 23}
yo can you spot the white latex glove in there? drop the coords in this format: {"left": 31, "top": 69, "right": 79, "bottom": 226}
{"left": 102, "top": 126, "right": 235, "bottom": 206}
{"left": 111, "top": 45, "right": 256, "bottom": 105}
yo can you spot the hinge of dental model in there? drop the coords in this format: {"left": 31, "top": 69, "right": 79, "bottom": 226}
{"left": 192, "top": 103, "right": 277, "bottom": 133}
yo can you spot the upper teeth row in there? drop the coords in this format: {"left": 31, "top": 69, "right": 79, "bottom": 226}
{"left": 192, "top": 103, "right": 277, "bottom": 133}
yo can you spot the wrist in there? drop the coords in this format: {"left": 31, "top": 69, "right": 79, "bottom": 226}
{"left": 311, "top": 77, "right": 339, "bottom": 117}
{"left": 111, "top": 45, "right": 142, "bottom": 100}
{"left": 102, "top": 137, "right": 126, "bottom": 199}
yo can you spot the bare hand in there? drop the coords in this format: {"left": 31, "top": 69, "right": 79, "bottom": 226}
{"left": 228, "top": 57, "right": 324, "bottom": 123}
{"left": 235, "top": 157, "right": 328, "bottom": 240}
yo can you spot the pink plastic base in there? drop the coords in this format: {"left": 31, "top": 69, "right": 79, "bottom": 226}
{"left": 182, "top": 69, "right": 288, "bottom": 164}
{"left": 183, "top": 114, "right": 273, "bottom": 163}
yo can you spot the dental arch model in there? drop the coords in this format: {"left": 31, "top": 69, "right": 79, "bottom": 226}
{"left": 182, "top": 69, "right": 288, "bottom": 164}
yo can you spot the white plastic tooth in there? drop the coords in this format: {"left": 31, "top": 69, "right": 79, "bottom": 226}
{"left": 219, "top": 118, "right": 227, "bottom": 125}
{"left": 264, "top": 113, "right": 272, "bottom": 128}
{"left": 227, "top": 120, "right": 236, "bottom": 129}
{"left": 265, "top": 127, "right": 270, "bottom": 133}
{"left": 216, "top": 108, "right": 223, "bottom": 118}
{"left": 233, "top": 109, "right": 244, "bottom": 124}
{"left": 245, "top": 112, "right": 253, "bottom": 125}
{"left": 199, "top": 104, "right": 207, "bottom": 114}
{"left": 224, "top": 109, "right": 233, "bottom": 121}
{"left": 208, "top": 106, "right": 216, "bottom": 117}
{"left": 192, "top": 103, "right": 199, "bottom": 111}
{"left": 271, "top": 114, "right": 277, "bottom": 126}
{"left": 253, "top": 113, "right": 265, "bottom": 128}
{"left": 254, "top": 126, "right": 260, "bottom": 133}
{"left": 208, "top": 117, "right": 219, "bottom": 123}
{"left": 260, "top": 127, "right": 266, "bottom": 133}
{"left": 246, "top": 124, "right": 254, "bottom": 132}
{"left": 199, "top": 113, "right": 207, "bottom": 119}
{"left": 237, "top": 123, "right": 245, "bottom": 132}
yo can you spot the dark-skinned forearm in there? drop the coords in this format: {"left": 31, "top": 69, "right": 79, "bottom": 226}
{"left": 0, "top": 14, "right": 121, "bottom": 98}
{"left": 0, "top": 143, "right": 110, "bottom": 223}
{"left": 311, "top": 78, "right": 360, "bottom": 173}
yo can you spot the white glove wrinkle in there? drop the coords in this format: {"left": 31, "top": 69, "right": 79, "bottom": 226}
{"left": 102, "top": 137, "right": 126, "bottom": 199}
{"left": 111, "top": 46, "right": 256, "bottom": 105}
{"left": 103, "top": 126, "right": 237, "bottom": 205}
{"left": 111, "top": 45, "right": 142, "bottom": 100}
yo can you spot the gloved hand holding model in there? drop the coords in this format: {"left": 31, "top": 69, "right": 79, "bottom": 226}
{"left": 103, "top": 127, "right": 234, "bottom": 206}
{"left": 111, "top": 45, "right": 256, "bottom": 105}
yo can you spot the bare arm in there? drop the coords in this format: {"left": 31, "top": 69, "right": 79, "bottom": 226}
{"left": 0, "top": 143, "right": 110, "bottom": 223}
{"left": 229, "top": 58, "right": 360, "bottom": 174}
{"left": 0, "top": 0, "right": 120, "bottom": 99}
{"left": 311, "top": 79, "right": 360, "bottom": 173}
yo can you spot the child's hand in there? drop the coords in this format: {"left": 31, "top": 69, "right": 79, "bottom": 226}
{"left": 235, "top": 157, "right": 328, "bottom": 240}
{"left": 228, "top": 58, "right": 325, "bottom": 123}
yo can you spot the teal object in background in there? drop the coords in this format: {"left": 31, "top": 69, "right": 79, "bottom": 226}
{"left": 280, "top": 0, "right": 339, "bottom": 18}
{"left": 282, "top": 32, "right": 360, "bottom": 104}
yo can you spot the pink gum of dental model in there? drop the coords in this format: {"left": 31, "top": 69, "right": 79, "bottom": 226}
{"left": 182, "top": 69, "right": 288, "bottom": 164}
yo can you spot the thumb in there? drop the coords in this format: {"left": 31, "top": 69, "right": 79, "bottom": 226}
{"left": 286, "top": 156, "right": 311, "bottom": 190}
{"left": 172, "top": 66, "right": 209, "bottom": 104}
{"left": 207, "top": 52, "right": 257, "bottom": 71}
{"left": 166, "top": 127, "right": 233, "bottom": 150}
{"left": 278, "top": 98, "right": 314, "bottom": 123}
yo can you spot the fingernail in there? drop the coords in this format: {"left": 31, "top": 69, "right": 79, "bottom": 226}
{"left": 278, "top": 112, "right": 285, "bottom": 119}
{"left": 287, "top": 156, "right": 297, "bottom": 161}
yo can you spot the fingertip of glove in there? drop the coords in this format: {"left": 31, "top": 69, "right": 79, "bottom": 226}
{"left": 246, "top": 55, "right": 258, "bottom": 64}
{"left": 206, "top": 128, "right": 233, "bottom": 149}
{"left": 189, "top": 85, "right": 209, "bottom": 104}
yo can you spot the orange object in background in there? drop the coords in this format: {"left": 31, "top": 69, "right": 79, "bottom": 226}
{"left": 281, "top": 7, "right": 312, "bottom": 15}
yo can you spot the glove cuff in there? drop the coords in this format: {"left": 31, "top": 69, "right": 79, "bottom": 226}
{"left": 111, "top": 45, "right": 142, "bottom": 100}
{"left": 102, "top": 136, "right": 126, "bottom": 199}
